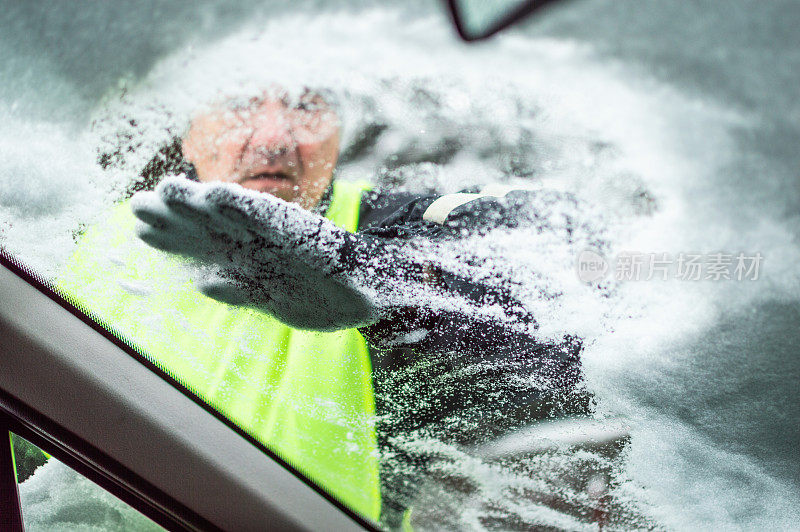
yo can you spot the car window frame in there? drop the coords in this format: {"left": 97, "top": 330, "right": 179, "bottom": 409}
{"left": 0, "top": 250, "right": 378, "bottom": 531}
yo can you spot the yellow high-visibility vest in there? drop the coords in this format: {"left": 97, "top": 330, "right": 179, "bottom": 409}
{"left": 58, "top": 180, "right": 381, "bottom": 520}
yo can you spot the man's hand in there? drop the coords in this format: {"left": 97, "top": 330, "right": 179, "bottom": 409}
{"left": 130, "top": 177, "right": 541, "bottom": 347}
{"left": 131, "top": 178, "right": 383, "bottom": 330}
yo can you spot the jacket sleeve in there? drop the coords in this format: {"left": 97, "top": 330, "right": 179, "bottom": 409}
{"left": 355, "top": 185, "right": 586, "bottom": 368}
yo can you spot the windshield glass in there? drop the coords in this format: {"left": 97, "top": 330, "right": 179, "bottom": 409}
{"left": 1, "top": 1, "right": 798, "bottom": 530}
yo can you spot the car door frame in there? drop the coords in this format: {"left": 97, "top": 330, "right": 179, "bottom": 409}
{"left": 0, "top": 250, "right": 377, "bottom": 532}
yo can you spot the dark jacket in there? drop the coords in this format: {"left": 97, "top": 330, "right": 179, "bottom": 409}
{"left": 349, "top": 187, "right": 593, "bottom": 526}
{"left": 175, "top": 162, "right": 591, "bottom": 525}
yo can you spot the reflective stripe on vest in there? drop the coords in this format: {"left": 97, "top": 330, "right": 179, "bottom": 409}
{"left": 422, "top": 183, "right": 538, "bottom": 225}
{"left": 57, "top": 180, "right": 381, "bottom": 521}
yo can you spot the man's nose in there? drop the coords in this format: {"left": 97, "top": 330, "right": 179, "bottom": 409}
{"left": 240, "top": 128, "right": 295, "bottom": 170}
{"left": 248, "top": 112, "right": 295, "bottom": 154}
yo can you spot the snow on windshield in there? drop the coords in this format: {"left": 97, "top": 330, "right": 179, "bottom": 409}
{"left": 3, "top": 2, "right": 799, "bottom": 531}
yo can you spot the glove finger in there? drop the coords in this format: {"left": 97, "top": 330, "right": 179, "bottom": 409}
{"left": 130, "top": 191, "right": 166, "bottom": 228}
{"left": 134, "top": 221, "right": 237, "bottom": 263}
{"left": 135, "top": 221, "right": 202, "bottom": 256}
{"left": 158, "top": 179, "right": 248, "bottom": 244}
{"left": 156, "top": 177, "right": 203, "bottom": 204}
{"left": 201, "top": 184, "right": 332, "bottom": 243}
{"left": 158, "top": 179, "right": 218, "bottom": 231}
{"left": 130, "top": 191, "right": 198, "bottom": 236}
{"left": 201, "top": 185, "right": 285, "bottom": 239}
{"left": 200, "top": 183, "right": 355, "bottom": 275}
{"left": 134, "top": 181, "right": 220, "bottom": 250}
{"left": 197, "top": 276, "right": 261, "bottom": 308}
{"left": 159, "top": 178, "right": 259, "bottom": 245}
{"left": 131, "top": 188, "right": 228, "bottom": 260}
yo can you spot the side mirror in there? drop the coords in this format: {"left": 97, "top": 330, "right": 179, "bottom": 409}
{"left": 445, "top": 0, "right": 565, "bottom": 41}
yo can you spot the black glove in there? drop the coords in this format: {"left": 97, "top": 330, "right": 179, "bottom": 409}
{"left": 131, "top": 178, "right": 432, "bottom": 331}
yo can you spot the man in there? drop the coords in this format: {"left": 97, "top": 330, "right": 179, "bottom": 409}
{"left": 179, "top": 90, "right": 340, "bottom": 209}
{"left": 138, "top": 89, "right": 587, "bottom": 354}
{"left": 65, "top": 87, "right": 591, "bottom": 527}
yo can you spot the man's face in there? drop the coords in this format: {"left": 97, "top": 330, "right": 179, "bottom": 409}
{"left": 182, "top": 91, "right": 340, "bottom": 210}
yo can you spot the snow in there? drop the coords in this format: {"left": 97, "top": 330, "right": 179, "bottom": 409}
{"left": 4, "top": 1, "right": 799, "bottom": 530}
{"left": 19, "top": 459, "right": 162, "bottom": 531}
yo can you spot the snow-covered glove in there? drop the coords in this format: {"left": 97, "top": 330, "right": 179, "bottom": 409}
{"left": 130, "top": 178, "right": 425, "bottom": 331}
